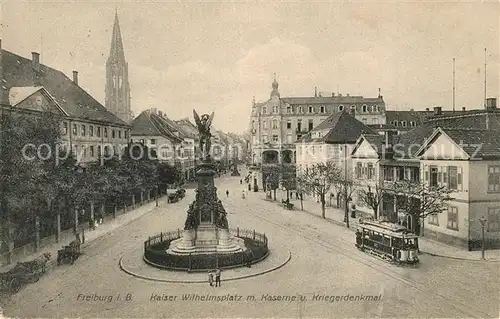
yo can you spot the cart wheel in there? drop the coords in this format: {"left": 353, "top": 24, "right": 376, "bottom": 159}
{"left": 9, "top": 278, "right": 21, "bottom": 294}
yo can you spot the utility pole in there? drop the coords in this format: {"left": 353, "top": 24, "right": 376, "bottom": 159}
{"left": 484, "top": 48, "right": 487, "bottom": 109}
{"left": 453, "top": 58, "right": 456, "bottom": 112}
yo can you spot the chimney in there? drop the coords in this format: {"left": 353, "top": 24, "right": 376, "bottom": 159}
{"left": 346, "top": 93, "right": 350, "bottom": 97}
{"left": 314, "top": 86, "right": 317, "bottom": 97}
{"left": 151, "top": 108, "right": 157, "bottom": 114}
{"left": 350, "top": 106, "right": 356, "bottom": 117}
{"left": 383, "top": 130, "right": 395, "bottom": 159}
{"left": 433, "top": 106, "right": 442, "bottom": 115}
{"left": 425, "top": 108, "right": 429, "bottom": 111}
{"left": 72, "top": 71, "right": 78, "bottom": 85}
{"left": 331, "top": 92, "right": 335, "bottom": 97}
{"left": 462, "top": 107, "right": 466, "bottom": 112}
{"left": 31, "top": 52, "right": 40, "bottom": 67}
{"left": 486, "top": 98, "right": 497, "bottom": 109}
{"left": 158, "top": 110, "right": 163, "bottom": 117}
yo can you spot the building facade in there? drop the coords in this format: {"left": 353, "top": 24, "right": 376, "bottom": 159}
{"left": 0, "top": 40, "right": 130, "bottom": 164}
{"left": 248, "top": 76, "right": 386, "bottom": 190}
{"left": 105, "top": 12, "right": 131, "bottom": 123}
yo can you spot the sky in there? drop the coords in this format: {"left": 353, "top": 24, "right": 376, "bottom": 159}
{"left": 1, "top": 1, "right": 499, "bottom": 133}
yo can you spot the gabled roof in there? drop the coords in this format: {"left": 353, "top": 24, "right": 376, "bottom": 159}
{"left": 298, "top": 111, "right": 377, "bottom": 144}
{"left": 8, "top": 86, "right": 68, "bottom": 116}
{"left": 351, "top": 134, "right": 385, "bottom": 157}
{"left": 416, "top": 127, "right": 500, "bottom": 159}
{"left": 1, "top": 49, "right": 128, "bottom": 126}
{"left": 130, "top": 111, "right": 182, "bottom": 142}
{"left": 174, "top": 118, "right": 199, "bottom": 139}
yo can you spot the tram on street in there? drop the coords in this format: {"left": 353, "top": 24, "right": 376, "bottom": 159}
{"left": 355, "top": 219, "right": 419, "bottom": 265}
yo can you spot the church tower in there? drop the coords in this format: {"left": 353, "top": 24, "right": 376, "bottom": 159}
{"left": 105, "top": 11, "right": 131, "bottom": 123}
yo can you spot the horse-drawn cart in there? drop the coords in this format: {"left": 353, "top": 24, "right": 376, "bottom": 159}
{"left": 0, "top": 253, "right": 51, "bottom": 294}
{"left": 57, "top": 239, "right": 81, "bottom": 265}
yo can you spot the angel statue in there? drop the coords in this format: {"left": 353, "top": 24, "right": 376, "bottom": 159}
{"left": 193, "top": 110, "right": 214, "bottom": 161}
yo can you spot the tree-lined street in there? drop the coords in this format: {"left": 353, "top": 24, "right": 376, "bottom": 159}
{"left": 1, "top": 170, "right": 498, "bottom": 318}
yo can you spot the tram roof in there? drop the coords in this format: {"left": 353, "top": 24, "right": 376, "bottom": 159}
{"left": 358, "top": 220, "right": 419, "bottom": 238}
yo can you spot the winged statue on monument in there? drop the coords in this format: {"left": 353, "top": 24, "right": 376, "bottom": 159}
{"left": 193, "top": 110, "right": 214, "bottom": 162}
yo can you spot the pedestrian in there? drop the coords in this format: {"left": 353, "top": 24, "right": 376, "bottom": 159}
{"left": 226, "top": 190, "right": 229, "bottom": 197}
{"left": 208, "top": 271, "right": 214, "bottom": 287}
{"left": 215, "top": 268, "right": 221, "bottom": 287}
{"left": 242, "top": 190, "right": 245, "bottom": 199}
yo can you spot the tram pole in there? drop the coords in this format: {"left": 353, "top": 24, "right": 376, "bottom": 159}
{"left": 479, "top": 216, "right": 487, "bottom": 260}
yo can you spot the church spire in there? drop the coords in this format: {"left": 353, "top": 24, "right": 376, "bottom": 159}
{"left": 108, "top": 10, "right": 125, "bottom": 62}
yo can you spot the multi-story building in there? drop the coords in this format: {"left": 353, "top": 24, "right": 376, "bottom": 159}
{"left": 351, "top": 100, "right": 500, "bottom": 249}
{"left": 248, "top": 76, "right": 386, "bottom": 190}
{"left": 0, "top": 40, "right": 130, "bottom": 164}
{"left": 130, "top": 109, "right": 196, "bottom": 180}
{"left": 105, "top": 12, "right": 132, "bottom": 123}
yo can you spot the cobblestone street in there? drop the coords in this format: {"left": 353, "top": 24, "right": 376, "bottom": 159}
{"left": 1, "top": 173, "right": 498, "bottom": 318}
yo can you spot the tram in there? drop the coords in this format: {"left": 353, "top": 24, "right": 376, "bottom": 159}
{"left": 355, "top": 219, "right": 419, "bottom": 265}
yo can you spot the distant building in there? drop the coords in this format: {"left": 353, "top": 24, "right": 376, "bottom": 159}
{"left": 105, "top": 12, "right": 131, "bottom": 123}
{"left": 0, "top": 40, "right": 130, "bottom": 164}
{"left": 248, "top": 76, "right": 386, "bottom": 190}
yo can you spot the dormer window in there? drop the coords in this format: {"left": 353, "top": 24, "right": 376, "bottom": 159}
{"left": 373, "top": 105, "right": 378, "bottom": 112}
{"left": 273, "top": 106, "right": 278, "bottom": 113}
{"left": 262, "top": 107, "right": 267, "bottom": 114}
{"left": 320, "top": 106, "right": 325, "bottom": 113}
{"left": 410, "top": 121, "right": 415, "bottom": 127}
{"left": 308, "top": 106, "right": 313, "bottom": 113}
{"left": 339, "top": 105, "right": 344, "bottom": 111}
{"left": 393, "top": 121, "right": 399, "bottom": 127}
{"left": 298, "top": 106, "right": 303, "bottom": 113}
{"left": 362, "top": 104, "right": 367, "bottom": 112}
{"left": 401, "top": 121, "right": 407, "bottom": 127}
{"left": 286, "top": 106, "right": 291, "bottom": 113}
{"left": 350, "top": 105, "right": 356, "bottom": 110}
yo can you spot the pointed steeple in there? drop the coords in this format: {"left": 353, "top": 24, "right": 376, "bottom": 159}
{"left": 108, "top": 10, "right": 125, "bottom": 62}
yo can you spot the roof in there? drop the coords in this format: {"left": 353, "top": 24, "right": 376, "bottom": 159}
{"left": 281, "top": 96, "right": 383, "bottom": 105}
{"left": 1, "top": 49, "right": 128, "bottom": 126}
{"left": 130, "top": 111, "right": 182, "bottom": 142}
{"left": 351, "top": 133, "right": 385, "bottom": 157}
{"left": 298, "top": 111, "right": 377, "bottom": 144}
{"left": 419, "top": 127, "right": 500, "bottom": 159}
{"left": 174, "top": 118, "right": 199, "bottom": 139}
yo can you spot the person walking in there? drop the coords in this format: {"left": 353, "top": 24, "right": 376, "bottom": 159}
{"left": 215, "top": 268, "right": 221, "bottom": 287}
{"left": 226, "top": 190, "right": 229, "bottom": 197}
{"left": 240, "top": 179, "right": 242, "bottom": 184}
{"left": 208, "top": 271, "right": 214, "bottom": 287}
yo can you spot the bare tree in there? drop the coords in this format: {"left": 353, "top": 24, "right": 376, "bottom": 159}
{"left": 296, "top": 161, "right": 341, "bottom": 219}
{"left": 356, "top": 183, "right": 384, "bottom": 220}
{"left": 389, "top": 180, "right": 453, "bottom": 235}
{"left": 335, "top": 172, "right": 357, "bottom": 228}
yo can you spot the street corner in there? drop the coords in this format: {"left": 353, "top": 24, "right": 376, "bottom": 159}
{"left": 118, "top": 245, "right": 292, "bottom": 284}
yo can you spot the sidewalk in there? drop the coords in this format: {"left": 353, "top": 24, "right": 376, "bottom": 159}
{"left": 0, "top": 197, "right": 163, "bottom": 273}
{"left": 268, "top": 192, "right": 500, "bottom": 262}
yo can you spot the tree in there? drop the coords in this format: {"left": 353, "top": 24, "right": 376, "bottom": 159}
{"left": 356, "top": 183, "right": 384, "bottom": 220}
{"left": 265, "top": 172, "right": 280, "bottom": 201}
{"left": 335, "top": 172, "right": 357, "bottom": 228}
{"left": 158, "top": 162, "right": 181, "bottom": 191}
{"left": 296, "top": 161, "right": 341, "bottom": 219}
{"left": 389, "top": 180, "right": 453, "bottom": 235}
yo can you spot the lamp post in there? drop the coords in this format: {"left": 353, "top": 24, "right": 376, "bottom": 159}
{"left": 155, "top": 184, "right": 159, "bottom": 207}
{"left": 478, "top": 216, "right": 487, "bottom": 260}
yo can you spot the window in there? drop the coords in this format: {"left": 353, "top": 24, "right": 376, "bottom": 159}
{"left": 339, "top": 105, "right": 344, "bottom": 111}
{"left": 356, "top": 163, "right": 363, "bottom": 179}
{"left": 104, "top": 128, "right": 108, "bottom": 138}
{"left": 428, "top": 214, "right": 439, "bottom": 226}
{"left": 297, "top": 134, "right": 302, "bottom": 140}
{"left": 90, "top": 145, "right": 95, "bottom": 157}
{"left": 401, "top": 121, "right": 407, "bottom": 127}
{"left": 272, "top": 135, "right": 279, "bottom": 142}
{"left": 487, "top": 208, "right": 500, "bottom": 232}
{"left": 297, "top": 119, "right": 302, "bottom": 132}
{"left": 373, "top": 105, "right": 378, "bottom": 112}
{"left": 393, "top": 121, "right": 399, "bottom": 127}
{"left": 273, "top": 106, "right": 278, "bottom": 113}
{"left": 89, "top": 125, "right": 94, "bottom": 137}
{"left": 410, "top": 121, "right": 416, "bottom": 127}
{"left": 262, "top": 107, "right": 267, "bottom": 114}
{"left": 112, "top": 130, "right": 115, "bottom": 139}
{"left": 383, "top": 166, "right": 393, "bottom": 181}
{"left": 298, "top": 106, "right": 303, "bottom": 113}
{"left": 367, "top": 163, "right": 374, "bottom": 180}
{"left": 320, "top": 106, "right": 325, "bottom": 113}
{"left": 104, "top": 146, "right": 110, "bottom": 157}
{"left": 252, "top": 120, "right": 255, "bottom": 129}
{"left": 73, "top": 124, "right": 77, "bottom": 135}
{"left": 272, "top": 119, "right": 278, "bottom": 129}
{"left": 312, "top": 146, "right": 315, "bottom": 155}
{"left": 151, "top": 139, "right": 156, "bottom": 145}
{"left": 63, "top": 122, "right": 68, "bottom": 135}
{"left": 488, "top": 165, "right": 500, "bottom": 192}
{"left": 118, "top": 130, "right": 122, "bottom": 139}
{"left": 287, "top": 121, "right": 291, "bottom": 129}
{"left": 362, "top": 105, "right": 367, "bottom": 112}
{"left": 287, "top": 106, "right": 291, "bottom": 113}
{"left": 81, "top": 125, "right": 86, "bottom": 136}
{"left": 263, "top": 120, "right": 267, "bottom": 129}
{"left": 308, "top": 106, "right": 313, "bottom": 113}
{"left": 447, "top": 206, "right": 458, "bottom": 230}
{"left": 97, "top": 127, "right": 101, "bottom": 137}
{"left": 429, "top": 166, "right": 438, "bottom": 187}
{"left": 448, "top": 166, "right": 458, "bottom": 190}
{"left": 308, "top": 119, "right": 314, "bottom": 131}
{"left": 97, "top": 145, "right": 102, "bottom": 156}
{"left": 263, "top": 135, "right": 268, "bottom": 143}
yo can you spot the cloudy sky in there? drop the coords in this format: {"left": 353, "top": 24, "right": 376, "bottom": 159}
{"left": 2, "top": 1, "right": 499, "bottom": 133}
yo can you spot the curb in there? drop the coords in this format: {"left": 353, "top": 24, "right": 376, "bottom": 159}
{"left": 119, "top": 250, "right": 292, "bottom": 284}
{"left": 420, "top": 251, "right": 500, "bottom": 262}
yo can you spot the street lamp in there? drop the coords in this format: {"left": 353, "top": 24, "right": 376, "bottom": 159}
{"left": 478, "top": 216, "right": 488, "bottom": 260}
